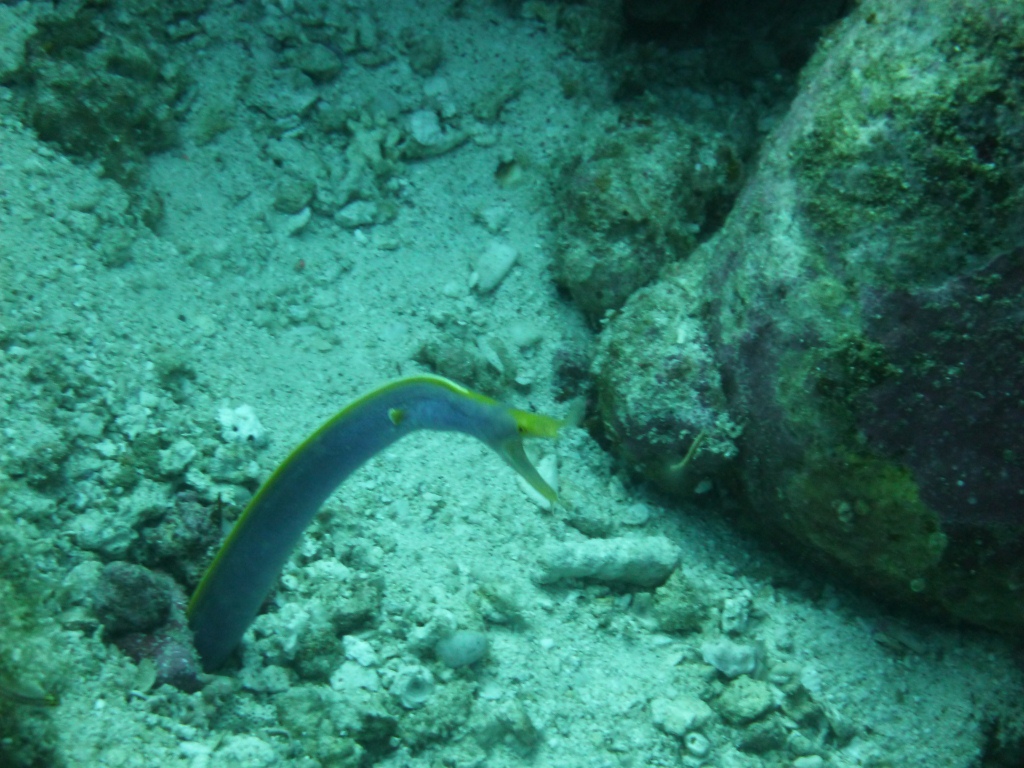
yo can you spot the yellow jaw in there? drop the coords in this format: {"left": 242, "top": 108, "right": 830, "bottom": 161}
{"left": 510, "top": 408, "right": 564, "bottom": 439}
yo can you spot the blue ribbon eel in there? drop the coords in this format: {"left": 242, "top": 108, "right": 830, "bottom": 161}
{"left": 187, "top": 374, "right": 563, "bottom": 671}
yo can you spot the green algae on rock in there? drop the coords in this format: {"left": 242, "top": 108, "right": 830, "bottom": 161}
{"left": 552, "top": 116, "right": 743, "bottom": 324}
{"left": 594, "top": 0, "right": 1024, "bottom": 632}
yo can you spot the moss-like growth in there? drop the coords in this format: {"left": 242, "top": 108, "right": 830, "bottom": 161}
{"left": 651, "top": 571, "right": 708, "bottom": 635}
{"left": 0, "top": 488, "right": 64, "bottom": 765}
{"left": 786, "top": 453, "right": 944, "bottom": 589}
{"left": 594, "top": 0, "right": 1024, "bottom": 632}
{"left": 553, "top": 116, "right": 743, "bottom": 323}
{"left": 794, "top": 1, "right": 1024, "bottom": 284}
{"left": 594, "top": 278, "right": 741, "bottom": 495}
{"left": 15, "top": 3, "right": 193, "bottom": 185}
{"left": 396, "top": 679, "right": 476, "bottom": 753}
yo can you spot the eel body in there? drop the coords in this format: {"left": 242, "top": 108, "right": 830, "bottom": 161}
{"left": 187, "top": 374, "right": 562, "bottom": 671}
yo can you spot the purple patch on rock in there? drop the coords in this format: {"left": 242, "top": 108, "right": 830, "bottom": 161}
{"left": 863, "top": 247, "right": 1024, "bottom": 528}
{"left": 117, "top": 626, "right": 204, "bottom": 693}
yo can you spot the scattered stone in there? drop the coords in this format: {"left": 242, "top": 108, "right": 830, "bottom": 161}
{"left": 471, "top": 241, "right": 518, "bottom": 293}
{"left": 158, "top": 438, "right": 197, "bottom": 476}
{"left": 73, "top": 412, "right": 107, "bottom": 439}
{"left": 472, "top": 76, "right": 523, "bottom": 123}
{"left": 738, "top": 714, "right": 788, "bottom": 753}
{"left": 343, "top": 635, "right": 378, "bottom": 667}
{"left": 715, "top": 676, "right": 776, "bottom": 724}
{"left": 411, "top": 110, "right": 440, "bottom": 144}
{"left": 435, "top": 630, "right": 489, "bottom": 669}
{"left": 650, "top": 694, "right": 714, "bottom": 737}
{"left": 93, "top": 561, "right": 172, "bottom": 636}
{"left": 73, "top": 508, "right": 135, "bottom": 559}
{"left": 474, "top": 204, "right": 510, "bottom": 233}
{"left": 247, "top": 67, "right": 319, "bottom": 121}
{"left": 293, "top": 43, "right": 343, "bottom": 83}
{"left": 721, "top": 590, "right": 752, "bottom": 634}
{"left": 274, "top": 174, "right": 316, "bottom": 214}
{"left": 400, "top": 28, "right": 444, "bottom": 75}
{"left": 335, "top": 199, "right": 378, "bottom": 229}
{"left": 330, "top": 660, "right": 380, "bottom": 693}
{"left": 622, "top": 502, "right": 652, "bottom": 526}
{"left": 407, "top": 608, "right": 458, "bottom": 653}
{"left": 404, "top": 109, "right": 467, "bottom": 158}
{"left": 507, "top": 321, "right": 543, "bottom": 350}
{"left": 282, "top": 206, "right": 312, "bottom": 237}
{"left": 701, "top": 637, "right": 758, "bottom": 678}
{"left": 652, "top": 571, "right": 707, "bottom": 634}
{"left": 536, "top": 535, "right": 681, "bottom": 588}
{"left": 398, "top": 678, "right": 475, "bottom": 751}
{"left": 786, "top": 730, "right": 819, "bottom": 757}
{"left": 473, "top": 698, "right": 539, "bottom": 755}
{"left": 211, "top": 734, "right": 280, "bottom": 767}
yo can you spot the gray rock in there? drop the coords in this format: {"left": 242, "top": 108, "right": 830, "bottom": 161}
{"left": 536, "top": 535, "right": 680, "bottom": 588}
{"left": 472, "top": 242, "right": 518, "bottom": 293}
{"left": 650, "top": 695, "right": 714, "bottom": 737}
{"left": 403, "top": 109, "right": 468, "bottom": 159}
{"left": 435, "top": 630, "right": 489, "bottom": 668}
{"left": 714, "top": 676, "right": 776, "bottom": 724}
{"left": 335, "top": 199, "right": 378, "bottom": 229}
{"left": 293, "top": 43, "right": 343, "bottom": 83}
{"left": 701, "top": 637, "right": 757, "bottom": 678}
{"left": 274, "top": 174, "right": 316, "bottom": 214}
{"left": 93, "top": 561, "right": 172, "bottom": 636}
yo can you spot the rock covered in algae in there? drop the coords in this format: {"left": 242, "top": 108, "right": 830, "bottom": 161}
{"left": 93, "top": 561, "right": 173, "bottom": 636}
{"left": 552, "top": 115, "right": 743, "bottom": 323}
{"left": 595, "top": 0, "right": 1024, "bottom": 631}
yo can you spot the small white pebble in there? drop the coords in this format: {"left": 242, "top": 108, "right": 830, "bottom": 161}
{"left": 793, "top": 757, "right": 824, "bottom": 768}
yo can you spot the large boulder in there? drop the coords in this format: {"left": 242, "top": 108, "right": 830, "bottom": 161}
{"left": 595, "top": 0, "right": 1024, "bottom": 630}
